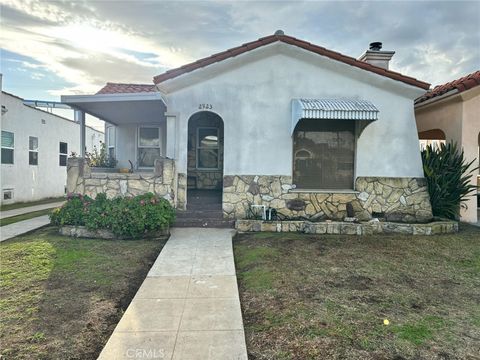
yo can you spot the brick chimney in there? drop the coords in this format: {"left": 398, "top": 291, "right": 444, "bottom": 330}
{"left": 358, "top": 42, "right": 395, "bottom": 70}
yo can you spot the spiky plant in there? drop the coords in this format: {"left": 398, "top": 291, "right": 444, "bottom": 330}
{"left": 421, "top": 142, "right": 478, "bottom": 220}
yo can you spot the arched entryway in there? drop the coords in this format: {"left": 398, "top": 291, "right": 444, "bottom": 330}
{"left": 418, "top": 128, "right": 446, "bottom": 150}
{"left": 186, "top": 111, "right": 224, "bottom": 208}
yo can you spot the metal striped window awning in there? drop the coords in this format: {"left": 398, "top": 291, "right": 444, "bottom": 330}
{"left": 291, "top": 98, "right": 379, "bottom": 134}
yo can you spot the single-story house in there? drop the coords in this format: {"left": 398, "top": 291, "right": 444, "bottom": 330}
{"left": 415, "top": 71, "right": 480, "bottom": 223}
{"left": 62, "top": 31, "right": 434, "bottom": 223}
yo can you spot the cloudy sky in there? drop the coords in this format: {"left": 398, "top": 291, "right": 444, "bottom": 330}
{"left": 1, "top": 0, "right": 479, "bottom": 129}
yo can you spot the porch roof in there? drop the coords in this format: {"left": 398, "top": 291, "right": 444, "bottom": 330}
{"left": 291, "top": 98, "right": 379, "bottom": 134}
{"left": 61, "top": 92, "right": 166, "bottom": 125}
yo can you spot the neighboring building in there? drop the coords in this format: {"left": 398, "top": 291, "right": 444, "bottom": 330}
{"left": 63, "top": 31, "right": 435, "bottom": 223}
{"left": 0, "top": 90, "right": 104, "bottom": 204}
{"left": 415, "top": 71, "right": 480, "bottom": 223}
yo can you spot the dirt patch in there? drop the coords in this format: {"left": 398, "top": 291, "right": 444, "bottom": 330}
{"left": 234, "top": 223, "right": 480, "bottom": 360}
{"left": 0, "top": 227, "right": 166, "bottom": 360}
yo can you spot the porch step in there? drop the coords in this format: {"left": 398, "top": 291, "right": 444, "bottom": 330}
{"left": 173, "top": 218, "right": 235, "bottom": 228}
{"left": 176, "top": 210, "right": 224, "bottom": 219}
{"left": 186, "top": 203, "right": 223, "bottom": 211}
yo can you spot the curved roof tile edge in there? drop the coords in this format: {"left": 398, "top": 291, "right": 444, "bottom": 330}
{"left": 415, "top": 70, "right": 480, "bottom": 104}
{"left": 153, "top": 33, "right": 430, "bottom": 90}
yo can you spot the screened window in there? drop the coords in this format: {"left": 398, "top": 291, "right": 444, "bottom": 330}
{"left": 293, "top": 120, "right": 355, "bottom": 189}
{"left": 29, "top": 136, "right": 38, "bottom": 165}
{"left": 107, "top": 127, "right": 115, "bottom": 159}
{"left": 1, "top": 131, "right": 14, "bottom": 164}
{"left": 138, "top": 127, "right": 161, "bottom": 167}
{"left": 59, "top": 142, "right": 68, "bottom": 166}
{"left": 197, "top": 127, "right": 219, "bottom": 169}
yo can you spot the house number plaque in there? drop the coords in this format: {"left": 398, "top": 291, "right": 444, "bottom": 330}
{"left": 198, "top": 104, "right": 213, "bottom": 110}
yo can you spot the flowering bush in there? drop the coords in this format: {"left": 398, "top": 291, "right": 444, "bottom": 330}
{"left": 50, "top": 192, "right": 175, "bottom": 238}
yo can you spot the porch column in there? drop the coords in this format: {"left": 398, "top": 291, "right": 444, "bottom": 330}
{"left": 74, "top": 109, "right": 86, "bottom": 157}
{"left": 165, "top": 112, "right": 177, "bottom": 159}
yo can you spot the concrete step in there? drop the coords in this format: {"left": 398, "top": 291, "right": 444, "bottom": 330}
{"left": 186, "top": 203, "right": 223, "bottom": 211}
{"left": 176, "top": 210, "right": 224, "bottom": 219}
{"left": 173, "top": 218, "right": 235, "bottom": 228}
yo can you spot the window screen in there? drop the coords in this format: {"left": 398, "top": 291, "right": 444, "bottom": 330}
{"left": 1, "top": 131, "right": 14, "bottom": 164}
{"left": 29, "top": 136, "right": 38, "bottom": 165}
{"left": 107, "top": 127, "right": 115, "bottom": 160}
{"left": 293, "top": 120, "right": 355, "bottom": 189}
{"left": 138, "top": 127, "right": 161, "bottom": 167}
{"left": 59, "top": 142, "right": 68, "bottom": 166}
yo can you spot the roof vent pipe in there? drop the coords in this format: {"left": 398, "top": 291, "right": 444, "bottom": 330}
{"left": 274, "top": 30, "right": 284, "bottom": 35}
{"left": 369, "top": 42, "right": 382, "bottom": 51}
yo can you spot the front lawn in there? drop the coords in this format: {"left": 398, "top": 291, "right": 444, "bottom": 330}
{"left": 234, "top": 224, "right": 480, "bottom": 360}
{"left": 0, "top": 227, "right": 166, "bottom": 359}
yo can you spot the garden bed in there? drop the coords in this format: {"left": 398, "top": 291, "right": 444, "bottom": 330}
{"left": 234, "top": 223, "right": 480, "bottom": 359}
{"left": 235, "top": 219, "right": 458, "bottom": 235}
{"left": 59, "top": 225, "right": 169, "bottom": 240}
{"left": 50, "top": 192, "right": 175, "bottom": 239}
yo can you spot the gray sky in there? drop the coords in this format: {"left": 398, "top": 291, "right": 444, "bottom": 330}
{"left": 1, "top": 0, "right": 479, "bottom": 129}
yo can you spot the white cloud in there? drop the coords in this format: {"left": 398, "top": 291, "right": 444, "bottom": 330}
{"left": 1, "top": 0, "right": 479, "bottom": 96}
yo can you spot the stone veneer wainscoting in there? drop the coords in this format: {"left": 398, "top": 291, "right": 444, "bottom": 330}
{"left": 66, "top": 157, "right": 179, "bottom": 206}
{"left": 223, "top": 175, "right": 433, "bottom": 223}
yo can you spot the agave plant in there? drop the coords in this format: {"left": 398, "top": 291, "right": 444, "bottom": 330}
{"left": 421, "top": 142, "right": 478, "bottom": 220}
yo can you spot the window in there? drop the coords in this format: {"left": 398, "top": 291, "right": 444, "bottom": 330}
{"left": 29, "top": 136, "right": 38, "bottom": 165}
{"left": 293, "top": 120, "right": 355, "bottom": 189}
{"left": 1, "top": 131, "right": 14, "bottom": 164}
{"left": 196, "top": 127, "right": 219, "bottom": 169}
{"left": 138, "top": 127, "right": 161, "bottom": 167}
{"left": 59, "top": 142, "right": 68, "bottom": 166}
{"left": 107, "top": 126, "right": 115, "bottom": 160}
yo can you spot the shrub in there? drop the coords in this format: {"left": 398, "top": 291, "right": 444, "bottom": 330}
{"left": 85, "top": 142, "right": 117, "bottom": 168}
{"left": 421, "top": 142, "right": 478, "bottom": 220}
{"left": 50, "top": 193, "right": 92, "bottom": 226}
{"left": 50, "top": 193, "right": 175, "bottom": 238}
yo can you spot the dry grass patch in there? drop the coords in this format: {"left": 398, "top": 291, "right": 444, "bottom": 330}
{"left": 234, "top": 224, "right": 480, "bottom": 360}
{"left": 0, "top": 227, "right": 165, "bottom": 359}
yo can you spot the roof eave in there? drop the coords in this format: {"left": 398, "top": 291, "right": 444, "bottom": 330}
{"left": 153, "top": 35, "right": 430, "bottom": 90}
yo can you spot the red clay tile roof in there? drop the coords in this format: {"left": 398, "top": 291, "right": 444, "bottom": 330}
{"left": 96, "top": 82, "right": 156, "bottom": 94}
{"left": 415, "top": 70, "right": 480, "bottom": 104}
{"left": 153, "top": 33, "right": 430, "bottom": 90}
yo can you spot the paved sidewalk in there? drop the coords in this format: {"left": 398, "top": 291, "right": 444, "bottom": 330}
{"left": 0, "top": 215, "right": 50, "bottom": 242}
{"left": 98, "top": 228, "right": 247, "bottom": 360}
{"left": 0, "top": 201, "right": 64, "bottom": 219}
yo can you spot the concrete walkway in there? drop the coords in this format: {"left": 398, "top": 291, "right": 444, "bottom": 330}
{"left": 0, "top": 201, "right": 64, "bottom": 219}
{"left": 98, "top": 228, "right": 248, "bottom": 360}
{"left": 0, "top": 215, "right": 51, "bottom": 242}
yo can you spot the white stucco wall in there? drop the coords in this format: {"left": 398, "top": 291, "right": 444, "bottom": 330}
{"left": 416, "top": 87, "right": 480, "bottom": 223}
{"left": 106, "top": 120, "right": 167, "bottom": 169}
{"left": 162, "top": 43, "right": 426, "bottom": 179}
{"left": 0, "top": 91, "right": 104, "bottom": 204}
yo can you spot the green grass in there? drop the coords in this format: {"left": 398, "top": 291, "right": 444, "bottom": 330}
{"left": 0, "top": 196, "right": 64, "bottom": 211}
{"left": 0, "top": 209, "right": 53, "bottom": 227}
{"left": 234, "top": 223, "right": 480, "bottom": 360}
{"left": 0, "top": 226, "right": 166, "bottom": 360}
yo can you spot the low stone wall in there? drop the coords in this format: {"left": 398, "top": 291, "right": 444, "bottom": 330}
{"left": 59, "top": 225, "right": 169, "bottom": 240}
{"left": 223, "top": 175, "right": 433, "bottom": 223}
{"left": 236, "top": 219, "right": 458, "bottom": 236}
{"left": 67, "top": 157, "right": 177, "bottom": 205}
